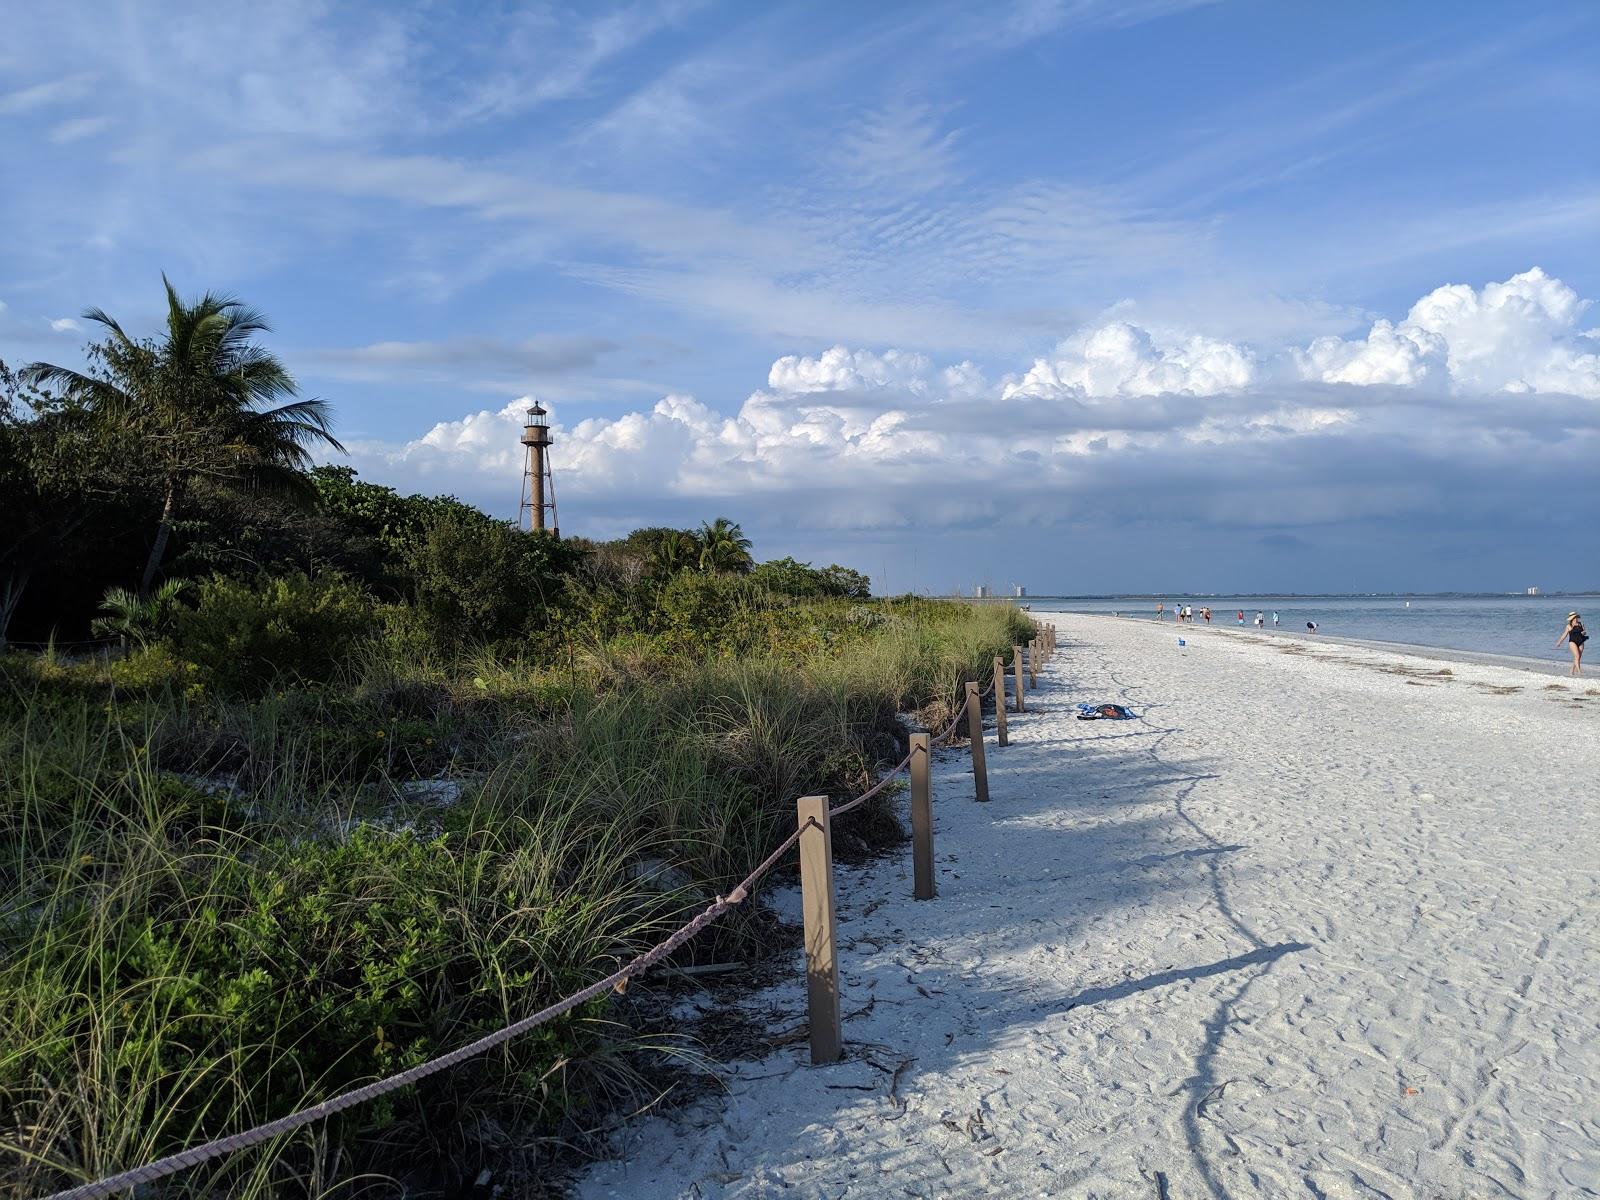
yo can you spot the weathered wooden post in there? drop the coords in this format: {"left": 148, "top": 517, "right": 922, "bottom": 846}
{"left": 964, "top": 681, "right": 989, "bottom": 803}
{"left": 1028, "top": 638, "right": 1039, "bottom": 688}
{"left": 796, "top": 794, "right": 842, "bottom": 1063}
{"left": 1012, "top": 644, "right": 1026, "bottom": 713}
{"left": 909, "top": 734, "right": 934, "bottom": 899}
{"left": 992, "top": 655, "right": 1009, "bottom": 746}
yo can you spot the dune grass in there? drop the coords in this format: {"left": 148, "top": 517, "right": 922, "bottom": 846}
{"left": 0, "top": 598, "right": 1030, "bottom": 1198}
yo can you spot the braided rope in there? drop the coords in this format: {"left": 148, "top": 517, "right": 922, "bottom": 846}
{"left": 43, "top": 682, "right": 996, "bottom": 1200}
{"left": 929, "top": 692, "right": 972, "bottom": 746}
{"left": 828, "top": 748, "right": 913, "bottom": 818}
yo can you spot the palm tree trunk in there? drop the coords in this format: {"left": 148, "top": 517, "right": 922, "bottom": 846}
{"left": 139, "top": 481, "right": 178, "bottom": 598}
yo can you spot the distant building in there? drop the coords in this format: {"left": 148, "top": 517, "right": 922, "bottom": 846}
{"left": 975, "top": 585, "right": 991, "bottom": 598}
{"left": 1527, "top": 586, "right": 1542, "bottom": 596}
{"left": 1014, "top": 585, "right": 1027, "bottom": 598}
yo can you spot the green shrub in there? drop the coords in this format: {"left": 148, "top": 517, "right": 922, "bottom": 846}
{"left": 747, "top": 557, "right": 872, "bottom": 599}
{"left": 174, "top": 573, "right": 379, "bottom": 694}
{"left": 407, "top": 512, "right": 584, "bottom": 649}
{"left": 654, "top": 571, "right": 777, "bottom": 657}
{"left": 107, "top": 643, "right": 199, "bottom": 696}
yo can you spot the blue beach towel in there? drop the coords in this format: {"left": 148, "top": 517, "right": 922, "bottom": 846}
{"left": 1076, "top": 702, "right": 1137, "bottom": 721}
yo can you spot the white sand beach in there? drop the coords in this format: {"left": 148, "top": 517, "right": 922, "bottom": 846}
{"left": 578, "top": 615, "right": 1600, "bottom": 1199}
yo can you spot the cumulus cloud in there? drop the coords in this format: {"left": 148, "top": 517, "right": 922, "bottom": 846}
{"left": 1002, "top": 321, "right": 1258, "bottom": 401}
{"left": 48, "top": 317, "right": 81, "bottom": 333}
{"left": 1297, "top": 268, "right": 1600, "bottom": 398}
{"left": 767, "top": 346, "right": 932, "bottom": 393}
{"left": 1296, "top": 319, "right": 1446, "bottom": 389}
{"left": 353, "top": 268, "right": 1600, "bottom": 542}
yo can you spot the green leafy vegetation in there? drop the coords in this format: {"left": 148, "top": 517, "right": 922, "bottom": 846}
{"left": 0, "top": 281, "right": 1033, "bottom": 1197}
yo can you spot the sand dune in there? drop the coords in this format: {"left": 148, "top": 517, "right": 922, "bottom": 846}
{"left": 578, "top": 615, "right": 1600, "bottom": 1199}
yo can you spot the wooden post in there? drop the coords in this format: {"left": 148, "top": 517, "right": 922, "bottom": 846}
{"left": 992, "top": 655, "right": 1009, "bottom": 746}
{"left": 909, "top": 734, "right": 934, "bottom": 899}
{"left": 796, "top": 794, "right": 842, "bottom": 1063}
{"left": 965, "top": 681, "right": 989, "bottom": 803}
{"left": 1012, "top": 644, "right": 1026, "bottom": 713}
{"left": 1028, "top": 638, "right": 1039, "bottom": 688}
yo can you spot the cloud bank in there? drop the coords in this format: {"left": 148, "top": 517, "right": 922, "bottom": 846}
{"left": 355, "top": 269, "right": 1599, "bottom": 550}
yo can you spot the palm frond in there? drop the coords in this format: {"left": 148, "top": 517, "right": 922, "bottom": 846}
{"left": 237, "top": 459, "right": 322, "bottom": 507}
{"left": 79, "top": 307, "right": 136, "bottom": 349}
{"left": 16, "top": 362, "right": 135, "bottom": 413}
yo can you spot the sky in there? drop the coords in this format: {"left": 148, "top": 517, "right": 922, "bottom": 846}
{"left": 2, "top": 0, "right": 1597, "bottom": 595}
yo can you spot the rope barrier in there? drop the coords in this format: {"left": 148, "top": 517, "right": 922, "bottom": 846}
{"left": 42, "top": 677, "right": 994, "bottom": 1200}
{"left": 828, "top": 748, "right": 913, "bottom": 819}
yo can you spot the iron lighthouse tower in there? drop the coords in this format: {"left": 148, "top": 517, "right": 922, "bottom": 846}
{"left": 519, "top": 402, "right": 559, "bottom": 536}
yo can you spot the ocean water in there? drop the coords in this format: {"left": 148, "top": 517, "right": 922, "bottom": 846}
{"left": 1023, "top": 594, "right": 1598, "bottom": 666}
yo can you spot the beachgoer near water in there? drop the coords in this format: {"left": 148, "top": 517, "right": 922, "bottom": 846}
{"left": 1557, "top": 611, "right": 1587, "bottom": 676}
{"left": 1157, "top": 603, "right": 1165, "bottom": 619}
{"left": 1237, "top": 610, "right": 1245, "bottom": 624}
{"left": 1254, "top": 610, "right": 1265, "bottom": 629}
{"left": 1203, "top": 607, "right": 1212, "bottom": 624}
{"left": 1272, "top": 611, "right": 1279, "bottom": 627}
{"left": 1306, "top": 620, "right": 1318, "bottom": 634}
{"left": 1183, "top": 604, "right": 1192, "bottom": 623}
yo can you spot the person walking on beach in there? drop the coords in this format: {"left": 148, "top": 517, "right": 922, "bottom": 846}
{"left": 1237, "top": 610, "right": 1245, "bottom": 624}
{"left": 1272, "top": 611, "right": 1280, "bottom": 627}
{"left": 1557, "top": 611, "right": 1587, "bottom": 675}
{"left": 1254, "top": 610, "right": 1265, "bottom": 629}
{"left": 1203, "top": 607, "right": 1212, "bottom": 624}
{"left": 1157, "top": 603, "right": 1165, "bottom": 620}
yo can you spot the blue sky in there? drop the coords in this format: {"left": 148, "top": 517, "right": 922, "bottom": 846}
{"left": 3, "top": 1, "right": 1597, "bottom": 593}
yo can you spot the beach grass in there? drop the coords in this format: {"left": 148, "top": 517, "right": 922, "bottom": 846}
{"left": 0, "top": 597, "right": 1029, "bottom": 1197}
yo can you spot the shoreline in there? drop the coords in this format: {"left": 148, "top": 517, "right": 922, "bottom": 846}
{"left": 1036, "top": 609, "right": 1582, "bottom": 678}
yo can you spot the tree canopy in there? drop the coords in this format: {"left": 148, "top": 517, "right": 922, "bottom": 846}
{"left": 22, "top": 278, "right": 344, "bottom": 594}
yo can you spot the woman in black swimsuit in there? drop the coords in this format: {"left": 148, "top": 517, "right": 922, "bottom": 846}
{"left": 1557, "top": 611, "right": 1587, "bottom": 676}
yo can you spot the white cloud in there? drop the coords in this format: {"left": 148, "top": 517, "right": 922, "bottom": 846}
{"left": 1002, "top": 321, "right": 1257, "bottom": 401}
{"left": 829, "top": 101, "right": 963, "bottom": 194}
{"left": 767, "top": 346, "right": 932, "bottom": 393}
{"left": 47, "top": 115, "right": 112, "bottom": 143}
{"left": 0, "top": 73, "right": 94, "bottom": 116}
{"left": 1297, "top": 268, "right": 1600, "bottom": 398}
{"left": 1296, "top": 319, "right": 1447, "bottom": 388}
{"left": 48, "top": 317, "right": 81, "bottom": 333}
{"left": 352, "top": 267, "right": 1600, "bottom": 538}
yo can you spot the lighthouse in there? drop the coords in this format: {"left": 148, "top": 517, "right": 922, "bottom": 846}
{"left": 518, "top": 402, "right": 559, "bottom": 536}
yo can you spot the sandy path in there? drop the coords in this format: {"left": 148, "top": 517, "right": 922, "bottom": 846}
{"left": 577, "top": 615, "right": 1600, "bottom": 1199}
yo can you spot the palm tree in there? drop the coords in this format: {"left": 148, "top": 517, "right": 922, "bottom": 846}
{"left": 23, "top": 278, "right": 343, "bottom": 595}
{"left": 697, "top": 517, "right": 754, "bottom": 574}
{"left": 91, "top": 578, "right": 189, "bottom": 648}
{"left": 649, "top": 529, "right": 699, "bottom": 577}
